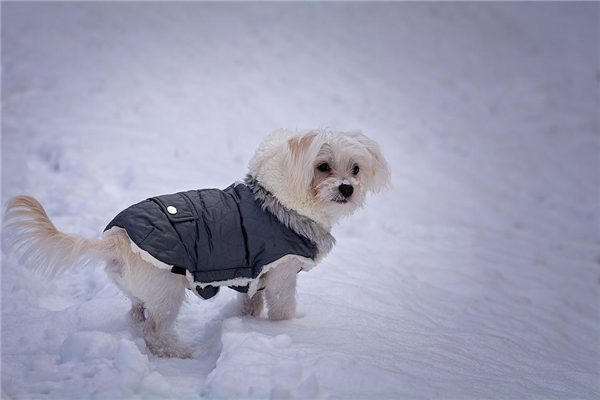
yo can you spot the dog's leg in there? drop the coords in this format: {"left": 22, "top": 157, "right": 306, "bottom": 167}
{"left": 105, "top": 257, "right": 147, "bottom": 323}
{"left": 240, "top": 291, "right": 264, "bottom": 317}
{"left": 129, "top": 301, "right": 146, "bottom": 323}
{"left": 135, "top": 266, "right": 192, "bottom": 358}
{"left": 264, "top": 261, "right": 298, "bottom": 321}
{"left": 103, "top": 235, "right": 192, "bottom": 358}
{"left": 140, "top": 275, "right": 191, "bottom": 358}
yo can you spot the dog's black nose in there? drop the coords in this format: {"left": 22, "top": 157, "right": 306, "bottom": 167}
{"left": 339, "top": 184, "right": 354, "bottom": 198}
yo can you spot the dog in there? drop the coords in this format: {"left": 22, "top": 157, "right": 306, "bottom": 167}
{"left": 5, "top": 129, "right": 390, "bottom": 358}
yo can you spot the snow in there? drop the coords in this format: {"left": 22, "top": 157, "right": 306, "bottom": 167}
{"left": 1, "top": 2, "right": 599, "bottom": 399}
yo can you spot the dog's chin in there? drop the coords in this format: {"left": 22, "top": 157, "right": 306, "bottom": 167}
{"left": 317, "top": 196, "right": 360, "bottom": 220}
{"left": 328, "top": 192, "right": 363, "bottom": 207}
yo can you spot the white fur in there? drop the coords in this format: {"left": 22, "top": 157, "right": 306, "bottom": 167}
{"left": 4, "top": 129, "right": 390, "bottom": 358}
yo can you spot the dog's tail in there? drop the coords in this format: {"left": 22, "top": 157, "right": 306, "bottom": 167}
{"left": 3, "top": 196, "right": 117, "bottom": 278}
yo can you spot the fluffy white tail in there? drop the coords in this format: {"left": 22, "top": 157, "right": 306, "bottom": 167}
{"left": 4, "top": 196, "right": 115, "bottom": 278}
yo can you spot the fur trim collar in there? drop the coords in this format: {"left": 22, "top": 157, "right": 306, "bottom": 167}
{"left": 244, "top": 175, "right": 335, "bottom": 259}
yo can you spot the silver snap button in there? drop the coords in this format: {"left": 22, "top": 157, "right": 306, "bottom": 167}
{"left": 167, "top": 206, "right": 177, "bottom": 215}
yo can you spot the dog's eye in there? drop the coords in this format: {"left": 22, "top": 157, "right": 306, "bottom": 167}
{"left": 352, "top": 165, "right": 360, "bottom": 175}
{"left": 317, "top": 163, "right": 330, "bottom": 172}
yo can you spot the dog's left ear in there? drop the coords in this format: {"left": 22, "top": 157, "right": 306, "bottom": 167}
{"left": 344, "top": 131, "right": 391, "bottom": 193}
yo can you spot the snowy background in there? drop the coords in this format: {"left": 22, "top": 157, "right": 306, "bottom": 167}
{"left": 2, "top": 2, "right": 599, "bottom": 399}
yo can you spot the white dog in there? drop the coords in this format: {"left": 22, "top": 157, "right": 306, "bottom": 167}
{"left": 5, "top": 129, "right": 390, "bottom": 358}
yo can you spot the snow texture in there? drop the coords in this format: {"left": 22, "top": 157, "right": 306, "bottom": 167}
{"left": 1, "top": 2, "right": 599, "bottom": 399}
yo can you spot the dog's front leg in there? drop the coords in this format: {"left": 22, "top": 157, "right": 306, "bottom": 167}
{"left": 264, "top": 260, "right": 299, "bottom": 320}
{"left": 240, "top": 291, "right": 264, "bottom": 317}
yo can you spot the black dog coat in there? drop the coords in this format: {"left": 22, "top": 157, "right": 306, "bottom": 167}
{"left": 104, "top": 183, "right": 317, "bottom": 299}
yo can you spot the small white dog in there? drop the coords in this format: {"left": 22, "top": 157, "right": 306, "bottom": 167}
{"left": 5, "top": 129, "right": 390, "bottom": 358}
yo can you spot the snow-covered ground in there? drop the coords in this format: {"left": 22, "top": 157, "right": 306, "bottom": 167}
{"left": 1, "top": 2, "right": 599, "bottom": 398}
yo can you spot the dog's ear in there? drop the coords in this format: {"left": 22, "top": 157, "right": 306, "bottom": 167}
{"left": 287, "top": 131, "right": 318, "bottom": 162}
{"left": 343, "top": 131, "right": 391, "bottom": 193}
{"left": 285, "top": 131, "right": 321, "bottom": 193}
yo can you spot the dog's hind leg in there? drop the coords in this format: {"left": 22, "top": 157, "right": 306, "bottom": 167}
{"left": 103, "top": 231, "right": 192, "bottom": 358}
{"left": 105, "top": 256, "right": 146, "bottom": 323}
{"left": 142, "top": 289, "right": 191, "bottom": 358}
{"left": 129, "top": 300, "right": 146, "bottom": 323}
{"left": 134, "top": 265, "right": 191, "bottom": 358}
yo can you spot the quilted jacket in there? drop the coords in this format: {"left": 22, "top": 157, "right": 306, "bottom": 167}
{"left": 104, "top": 183, "right": 317, "bottom": 299}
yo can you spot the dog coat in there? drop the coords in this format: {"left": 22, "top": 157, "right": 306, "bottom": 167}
{"left": 104, "top": 183, "right": 317, "bottom": 299}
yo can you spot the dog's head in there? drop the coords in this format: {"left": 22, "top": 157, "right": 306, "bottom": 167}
{"left": 249, "top": 129, "right": 390, "bottom": 228}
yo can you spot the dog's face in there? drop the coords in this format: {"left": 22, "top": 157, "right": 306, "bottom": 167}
{"left": 250, "top": 129, "right": 390, "bottom": 227}
{"left": 307, "top": 133, "right": 385, "bottom": 219}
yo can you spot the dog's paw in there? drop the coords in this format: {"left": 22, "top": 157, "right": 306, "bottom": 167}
{"left": 267, "top": 308, "right": 295, "bottom": 321}
{"left": 143, "top": 330, "right": 193, "bottom": 359}
{"left": 170, "top": 345, "right": 193, "bottom": 359}
{"left": 146, "top": 340, "right": 193, "bottom": 359}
